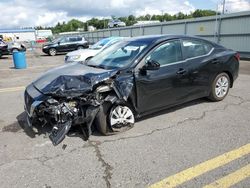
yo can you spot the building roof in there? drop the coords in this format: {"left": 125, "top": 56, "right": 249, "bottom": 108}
{"left": 0, "top": 29, "right": 35, "bottom": 33}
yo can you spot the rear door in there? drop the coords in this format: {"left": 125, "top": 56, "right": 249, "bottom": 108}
{"left": 68, "top": 37, "right": 78, "bottom": 50}
{"left": 181, "top": 39, "right": 216, "bottom": 100}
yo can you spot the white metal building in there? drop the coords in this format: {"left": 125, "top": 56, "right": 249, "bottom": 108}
{"left": 35, "top": 30, "right": 53, "bottom": 38}
{"left": 0, "top": 29, "right": 36, "bottom": 42}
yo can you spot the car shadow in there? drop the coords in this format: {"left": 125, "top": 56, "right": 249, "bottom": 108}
{"left": 5, "top": 98, "right": 210, "bottom": 140}
{"left": 0, "top": 56, "right": 9, "bottom": 59}
{"left": 39, "top": 53, "right": 67, "bottom": 57}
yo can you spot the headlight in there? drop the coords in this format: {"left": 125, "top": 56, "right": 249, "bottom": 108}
{"left": 43, "top": 46, "right": 49, "bottom": 49}
{"left": 68, "top": 55, "right": 81, "bottom": 61}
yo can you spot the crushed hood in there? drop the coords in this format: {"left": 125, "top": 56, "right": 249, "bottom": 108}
{"left": 33, "top": 62, "right": 117, "bottom": 97}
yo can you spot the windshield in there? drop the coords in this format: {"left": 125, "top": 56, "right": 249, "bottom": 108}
{"left": 87, "top": 40, "right": 149, "bottom": 69}
{"left": 90, "top": 38, "right": 111, "bottom": 50}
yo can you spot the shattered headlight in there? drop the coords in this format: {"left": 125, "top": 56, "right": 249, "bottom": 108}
{"left": 96, "top": 85, "right": 112, "bottom": 93}
{"left": 68, "top": 55, "right": 81, "bottom": 61}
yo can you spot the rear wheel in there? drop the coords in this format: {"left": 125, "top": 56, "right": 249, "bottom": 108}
{"left": 85, "top": 56, "right": 93, "bottom": 62}
{"left": 95, "top": 103, "right": 135, "bottom": 135}
{"left": 48, "top": 48, "right": 57, "bottom": 56}
{"left": 77, "top": 46, "right": 84, "bottom": 50}
{"left": 11, "top": 48, "right": 19, "bottom": 53}
{"left": 208, "top": 72, "right": 230, "bottom": 101}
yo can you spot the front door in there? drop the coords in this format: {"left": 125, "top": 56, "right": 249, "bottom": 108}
{"left": 57, "top": 37, "right": 70, "bottom": 52}
{"left": 135, "top": 40, "right": 190, "bottom": 113}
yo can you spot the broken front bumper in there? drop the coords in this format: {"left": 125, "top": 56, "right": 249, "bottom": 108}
{"left": 24, "top": 84, "right": 100, "bottom": 145}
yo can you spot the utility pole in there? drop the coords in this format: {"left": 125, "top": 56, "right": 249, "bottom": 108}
{"left": 222, "top": 0, "right": 226, "bottom": 14}
{"left": 161, "top": 10, "right": 164, "bottom": 22}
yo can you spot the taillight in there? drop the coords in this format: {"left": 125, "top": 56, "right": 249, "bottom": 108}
{"left": 235, "top": 53, "right": 240, "bottom": 61}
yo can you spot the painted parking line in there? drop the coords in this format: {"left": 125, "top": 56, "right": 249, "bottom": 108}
{"left": 0, "top": 86, "right": 25, "bottom": 93}
{"left": 203, "top": 164, "right": 250, "bottom": 188}
{"left": 149, "top": 143, "right": 250, "bottom": 188}
{"left": 0, "top": 64, "right": 60, "bottom": 71}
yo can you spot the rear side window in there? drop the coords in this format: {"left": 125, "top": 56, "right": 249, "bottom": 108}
{"left": 69, "top": 37, "right": 77, "bottom": 42}
{"left": 182, "top": 39, "right": 213, "bottom": 59}
{"left": 76, "top": 37, "right": 82, "bottom": 41}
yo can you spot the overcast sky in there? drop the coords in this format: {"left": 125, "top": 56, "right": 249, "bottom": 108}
{"left": 0, "top": 0, "right": 250, "bottom": 28}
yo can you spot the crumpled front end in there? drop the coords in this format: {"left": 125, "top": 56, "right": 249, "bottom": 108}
{"left": 24, "top": 69, "right": 135, "bottom": 146}
{"left": 24, "top": 84, "right": 102, "bottom": 145}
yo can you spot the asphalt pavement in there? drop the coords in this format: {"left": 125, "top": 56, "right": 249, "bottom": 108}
{"left": 0, "top": 51, "right": 249, "bottom": 188}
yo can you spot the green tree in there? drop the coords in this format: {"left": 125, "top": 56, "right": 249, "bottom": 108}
{"left": 49, "top": 9, "right": 217, "bottom": 34}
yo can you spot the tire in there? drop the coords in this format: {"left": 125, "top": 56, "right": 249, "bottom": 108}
{"left": 11, "top": 48, "right": 19, "bottom": 53}
{"left": 95, "top": 103, "right": 135, "bottom": 135}
{"left": 48, "top": 48, "right": 57, "bottom": 56}
{"left": 77, "top": 46, "right": 84, "bottom": 50}
{"left": 85, "top": 56, "right": 93, "bottom": 62}
{"left": 208, "top": 72, "right": 230, "bottom": 102}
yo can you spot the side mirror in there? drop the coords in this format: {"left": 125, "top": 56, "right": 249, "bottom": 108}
{"left": 142, "top": 59, "right": 160, "bottom": 70}
{"left": 58, "top": 42, "right": 61, "bottom": 45}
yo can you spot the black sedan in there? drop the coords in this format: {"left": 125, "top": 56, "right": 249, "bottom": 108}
{"left": 42, "top": 36, "right": 89, "bottom": 56}
{"left": 24, "top": 35, "right": 239, "bottom": 145}
{"left": 0, "top": 40, "right": 9, "bottom": 58}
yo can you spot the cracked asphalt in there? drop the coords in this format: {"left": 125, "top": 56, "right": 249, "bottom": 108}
{"left": 0, "top": 52, "right": 249, "bottom": 188}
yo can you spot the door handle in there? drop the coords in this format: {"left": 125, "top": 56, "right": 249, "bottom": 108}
{"left": 176, "top": 68, "right": 187, "bottom": 75}
{"left": 211, "top": 59, "right": 219, "bottom": 64}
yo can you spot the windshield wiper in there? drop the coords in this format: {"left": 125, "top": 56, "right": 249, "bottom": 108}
{"left": 87, "top": 64, "right": 105, "bottom": 69}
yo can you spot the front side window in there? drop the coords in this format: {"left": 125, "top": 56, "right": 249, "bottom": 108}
{"left": 182, "top": 39, "right": 213, "bottom": 59}
{"left": 146, "top": 40, "right": 182, "bottom": 66}
{"left": 59, "top": 37, "right": 69, "bottom": 43}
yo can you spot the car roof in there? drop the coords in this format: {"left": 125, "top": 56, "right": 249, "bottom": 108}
{"left": 125, "top": 35, "right": 217, "bottom": 46}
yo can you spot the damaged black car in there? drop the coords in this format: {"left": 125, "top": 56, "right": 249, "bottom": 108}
{"left": 24, "top": 35, "right": 239, "bottom": 145}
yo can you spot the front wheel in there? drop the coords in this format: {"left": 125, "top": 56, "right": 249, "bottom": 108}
{"left": 48, "top": 48, "right": 57, "bottom": 56}
{"left": 95, "top": 103, "right": 135, "bottom": 135}
{"left": 208, "top": 72, "right": 230, "bottom": 101}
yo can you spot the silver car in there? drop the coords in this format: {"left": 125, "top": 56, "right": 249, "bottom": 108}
{"left": 108, "top": 20, "right": 126, "bottom": 28}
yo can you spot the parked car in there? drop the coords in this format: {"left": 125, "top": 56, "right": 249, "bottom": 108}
{"left": 108, "top": 19, "right": 126, "bottom": 28}
{"left": 0, "top": 40, "right": 9, "bottom": 58}
{"left": 42, "top": 36, "right": 89, "bottom": 56}
{"left": 7, "top": 42, "right": 26, "bottom": 53}
{"left": 36, "top": 37, "right": 47, "bottom": 43}
{"left": 65, "top": 37, "right": 125, "bottom": 63}
{"left": 24, "top": 35, "right": 239, "bottom": 145}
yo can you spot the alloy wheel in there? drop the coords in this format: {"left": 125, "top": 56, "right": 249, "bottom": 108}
{"left": 77, "top": 46, "right": 84, "bottom": 50}
{"left": 110, "top": 105, "right": 134, "bottom": 132}
{"left": 49, "top": 48, "right": 56, "bottom": 56}
{"left": 215, "top": 75, "right": 229, "bottom": 98}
